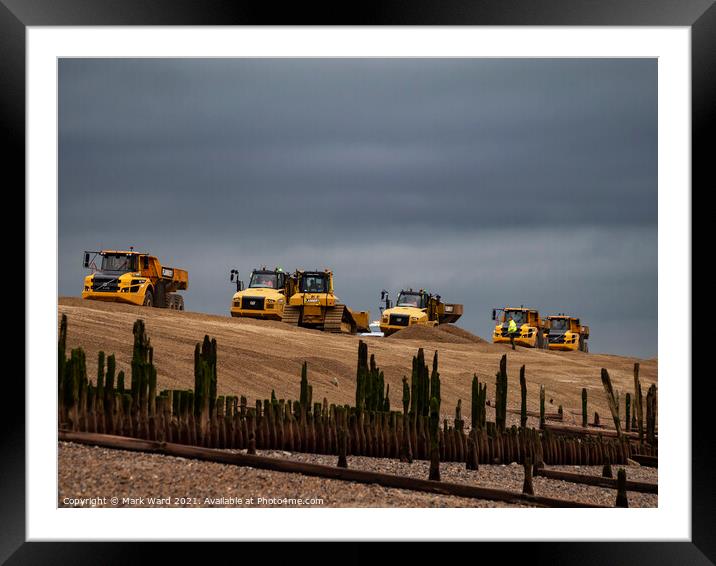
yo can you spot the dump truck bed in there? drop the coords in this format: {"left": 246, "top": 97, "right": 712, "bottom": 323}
{"left": 438, "top": 303, "right": 463, "bottom": 324}
{"left": 160, "top": 266, "right": 189, "bottom": 291}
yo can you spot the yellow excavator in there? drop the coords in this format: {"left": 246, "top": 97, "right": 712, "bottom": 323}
{"left": 229, "top": 266, "right": 295, "bottom": 320}
{"left": 82, "top": 248, "right": 188, "bottom": 309}
{"left": 545, "top": 314, "right": 590, "bottom": 352}
{"left": 281, "top": 269, "right": 370, "bottom": 334}
{"left": 379, "top": 288, "right": 463, "bottom": 336}
{"left": 491, "top": 306, "right": 549, "bottom": 349}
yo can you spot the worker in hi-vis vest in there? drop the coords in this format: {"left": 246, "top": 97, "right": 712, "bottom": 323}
{"left": 508, "top": 317, "right": 518, "bottom": 350}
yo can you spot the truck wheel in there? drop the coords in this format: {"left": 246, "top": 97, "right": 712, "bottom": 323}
{"left": 143, "top": 290, "right": 154, "bottom": 307}
{"left": 165, "top": 294, "right": 184, "bottom": 310}
{"left": 173, "top": 295, "right": 184, "bottom": 311}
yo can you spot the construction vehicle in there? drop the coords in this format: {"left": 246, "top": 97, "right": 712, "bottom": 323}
{"left": 82, "top": 248, "right": 188, "bottom": 309}
{"left": 379, "top": 288, "right": 463, "bottom": 336}
{"left": 545, "top": 314, "right": 590, "bottom": 352}
{"left": 281, "top": 269, "right": 370, "bottom": 334}
{"left": 491, "top": 306, "right": 549, "bottom": 349}
{"left": 229, "top": 266, "right": 295, "bottom": 321}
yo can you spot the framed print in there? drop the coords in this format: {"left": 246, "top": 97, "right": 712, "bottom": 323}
{"left": 5, "top": 0, "right": 711, "bottom": 562}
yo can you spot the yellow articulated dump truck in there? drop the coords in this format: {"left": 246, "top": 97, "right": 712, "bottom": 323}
{"left": 379, "top": 288, "right": 463, "bottom": 336}
{"left": 491, "top": 306, "right": 548, "bottom": 349}
{"left": 82, "top": 248, "right": 188, "bottom": 309}
{"left": 229, "top": 266, "right": 295, "bottom": 320}
{"left": 281, "top": 269, "right": 370, "bottom": 334}
{"left": 545, "top": 314, "right": 590, "bottom": 352}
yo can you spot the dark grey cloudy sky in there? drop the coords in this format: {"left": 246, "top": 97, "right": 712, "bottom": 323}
{"left": 58, "top": 58, "right": 657, "bottom": 358}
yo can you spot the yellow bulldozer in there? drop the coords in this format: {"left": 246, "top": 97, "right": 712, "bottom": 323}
{"left": 281, "top": 269, "right": 370, "bottom": 334}
{"left": 379, "top": 288, "right": 463, "bottom": 336}
{"left": 229, "top": 266, "right": 295, "bottom": 320}
{"left": 491, "top": 306, "right": 549, "bottom": 349}
{"left": 82, "top": 248, "right": 188, "bottom": 309}
{"left": 545, "top": 314, "right": 590, "bottom": 352}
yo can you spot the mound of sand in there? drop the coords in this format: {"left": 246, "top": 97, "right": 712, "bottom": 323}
{"left": 57, "top": 297, "right": 657, "bottom": 424}
{"left": 386, "top": 324, "right": 485, "bottom": 344}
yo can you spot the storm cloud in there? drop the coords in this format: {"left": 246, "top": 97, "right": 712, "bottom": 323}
{"left": 59, "top": 58, "right": 657, "bottom": 357}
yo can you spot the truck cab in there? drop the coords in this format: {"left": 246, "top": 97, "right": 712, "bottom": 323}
{"left": 379, "top": 289, "right": 436, "bottom": 336}
{"left": 492, "top": 306, "right": 548, "bottom": 349}
{"left": 546, "top": 315, "right": 589, "bottom": 352}
{"left": 230, "top": 267, "right": 292, "bottom": 320}
{"left": 378, "top": 288, "right": 462, "bottom": 336}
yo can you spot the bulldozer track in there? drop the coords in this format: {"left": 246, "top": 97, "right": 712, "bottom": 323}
{"left": 281, "top": 305, "right": 301, "bottom": 326}
{"left": 324, "top": 304, "right": 351, "bottom": 334}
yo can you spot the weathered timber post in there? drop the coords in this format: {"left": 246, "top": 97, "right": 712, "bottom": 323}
{"left": 193, "top": 335, "right": 217, "bottom": 446}
{"left": 495, "top": 355, "right": 508, "bottom": 432}
{"left": 337, "top": 407, "right": 348, "bottom": 468}
{"left": 471, "top": 375, "right": 479, "bottom": 430}
{"left": 615, "top": 468, "right": 629, "bottom": 508}
{"left": 58, "top": 314, "right": 68, "bottom": 404}
{"left": 104, "top": 355, "right": 116, "bottom": 433}
{"left": 401, "top": 377, "right": 413, "bottom": 463}
{"left": 283, "top": 404, "right": 292, "bottom": 451}
{"left": 600, "top": 369, "right": 622, "bottom": 437}
{"left": 602, "top": 455, "right": 613, "bottom": 478}
{"left": 66, "top": 348, "right": 87, "bottom": 431}
{"left": 410, "top": 348, "right": 430, "bottom": 417}
{"left": 96, "top": 351, "right": 105, "bottom": 416}
{"left": 355, "top": 340, "right": 368, "bottom": 411}
{"left": 402, "top": 375, "right": 410, "bottom": 418}
{"left": 519, "top": 365, "right": 527, "bottom": 429}
{"left": 131, "top": 320, "right": 154, "bottom": 436}
{"left": 428, "top": 397, "right": 440, "bottom": 481}
{"left": 247, "top": 409, "right": 257, "bottom": 455}
{"left": 358, "top": 410, "right": 367, "bottom": 456}
{"left": 539, "top": 385, "right": 546, "bottom": 429}
{"left": 615, "top": 390, "right": 620, "bottom": 422}
{"left": 634, "top": 363, "right": 644, "bottom": 444}
{"left": 625, "top": 393, "right": 631, "bottom": 432}
{"left": 455, "top": 399, "right": 463, "bottom": 432}
{"left": 86, "top": 384, "right": 96, "bottom": 433}
{"left": 430, "top": 351, "right": 441, "bottom": 412}
{"left": 466, "top": 430, "right": 479, "bottom": 470}
{"left": 522, "top": 456, "right": 535, "bottom": 495}
{"left": 582, "top": 388, "right": 588, "bottom": 428}
{"left": 646, "top": 384, "right": 657, "bottom": 446}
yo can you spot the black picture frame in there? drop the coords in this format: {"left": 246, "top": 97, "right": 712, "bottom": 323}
{"left": 5, "top": 0, "right": 709, "bottom": 562}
